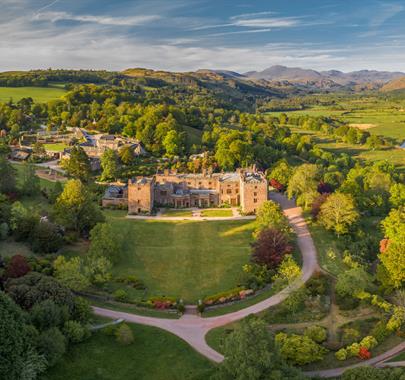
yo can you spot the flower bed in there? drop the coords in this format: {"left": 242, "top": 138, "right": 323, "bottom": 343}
{"left": 203, "top": 287, "right": 254, "bottom": 306}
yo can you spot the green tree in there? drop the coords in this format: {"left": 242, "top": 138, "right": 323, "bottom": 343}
{"left": 335, "top": 267, "right": 371, "bottom": 298}
{"left": 163, "top": 129, "right": 184, "bottom": 158}
{"left": 20, "top": 163, "right": 40, "bottom": 196}
{"left": 100, "top": 148, "right": 119, "bottom": 182}
{"left": 0, "top": 155, "right": 16, "bottom": 194}
{"left": 389, "top": 183, "right": 405, "bottom": 208}
{"left": 276, "top": 333, "right": 328, "bottom": 365}
{"left": 30, "top": 300, "right": 68, "bottom": 330}
{"left": 31, "top": 221, "right": 64, "bottom": 253}
{"left": 381, "top": 207, "right": 405, "bottom": 242}
{"left": 53, "top": 256, "right": 90, "bottom": 291}
{"left": 287, "top": 164, "right": 319, "bottom": 209}
{"left": 10, "top": 202, "right": 38, "bottom": 241}
{"left": 379, "top": 240, "right": 405, "bottom": 288}
{"left": 217, "top": 317, "right": 305, "bottom": 380}
{"left": 36, "top": 327, "right": 66, "bottom": 367}
{"left": 63, "top": 320, "right": 89, "bottom": 343}
{"left": 54, "top": 179, "right": 104, "bottom": 234}
{"left": 268, "top": 159, "right": 293, "bottom": 187}
{"left": 318, "top": 193, "right": 359, "bottom": 235}
{"left": 119, "top": 145, "right": 135, "bottom": 165}
{"left": 88, "top": 222, "right": 120, "bottom": 263}
{"left": 115, "top": 323, "right": 134, "bottom": 345}
{"left": 254, "top": 200, "right": 290, "bottom": 236}
{"left": 61, "top": 145, "right": 91, "bottom": 181}
{"left": 0, "top": 291, "right": 46, "bottom": 380}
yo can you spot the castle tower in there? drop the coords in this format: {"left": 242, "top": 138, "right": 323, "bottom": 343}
{"left": 128, "top": 177, "right": 155, "bottom": 214}
{"left": 240, "top": 172, "right": 268, "bottom": 214}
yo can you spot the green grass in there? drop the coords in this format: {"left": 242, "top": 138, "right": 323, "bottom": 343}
{"left": 183, "top": 125, "right": 203, "bottom": 147}
{"left": 97, "top": 217, "right": 255, "bottom": 302}
{"left": 41, "top": 323, "right": 215, "bottom": 380}
{"left": 201, "top": 209, "right": 233, "bottom": 217}
{"left": 161, "top": 209, "right": 193, "bottom": 217}
{"left": 43, "top": 143, "right": 69, "bottom": 152}
{"left": 388, "top": 351, "right": 405, "bottom": 362}
{"left": 0, "top": 85, "right": 66, "bottom": 103}
{"left": 269, "top": 101, "right": 405, "bottom": 141}
{"left": 12, "top": 163, "right": 57, "bottom": 191}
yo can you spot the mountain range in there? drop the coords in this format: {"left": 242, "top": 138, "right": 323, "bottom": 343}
{"left": 204, "top": 65, "right": 405, "bottom": 87}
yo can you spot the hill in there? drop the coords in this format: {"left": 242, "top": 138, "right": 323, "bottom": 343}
{"left": 380, "top": 76, "right": 405, "bottom": 92}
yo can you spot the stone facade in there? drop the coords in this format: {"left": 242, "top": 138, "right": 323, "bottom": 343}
{"left": 124, "top": 169, "right": 268, "bottom": 215}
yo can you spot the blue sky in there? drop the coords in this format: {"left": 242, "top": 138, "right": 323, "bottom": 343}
{"left": 2, "top": 0, "right": 405, "bottom": 72}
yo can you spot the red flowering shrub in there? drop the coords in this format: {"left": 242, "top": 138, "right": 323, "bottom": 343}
{"left": 379, "top": 238, "right": 390, "bottom": 253}
{"left": 317, "top": 181, "right": 333, "bottom": 194}
{"left": 5, "top": 254, "right": 31, "bottom": 278}
{"left": 311, "top": 193, "right": 329, "bottom": 219}
{"left": 358, "top": 347, "right": 371, "bottom": 360}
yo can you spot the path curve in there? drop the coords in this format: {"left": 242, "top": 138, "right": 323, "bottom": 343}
{"left": 94, "top": 192, "right": 320, "bottom": 363}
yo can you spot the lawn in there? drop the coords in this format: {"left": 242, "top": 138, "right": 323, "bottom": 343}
{"left": 160, "top": 209, "right": 193, "bottom": 217}
{"left": 41, "top": 323, "right": 215, "bottom": 380}
{"left": 201, "top": 209, "right": 233, "bottom": 217}
{"left": 104, "top": 217, "right": 255, "bottom": 302}
{"left": 0, "top": 85, "right": 66, "bottom": 103}
{"left": 43, "top": 143, "right": 69, "bottom": 152}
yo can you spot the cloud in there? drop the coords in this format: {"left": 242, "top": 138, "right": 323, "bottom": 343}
{"left": 369, "top": 2, "right": 404, "bottom": 27}
{"left": 34, "top": 11, "right": 161, "bottom": 26}
{"left": 206, "top": 28, "right": 271, "bottom": 37}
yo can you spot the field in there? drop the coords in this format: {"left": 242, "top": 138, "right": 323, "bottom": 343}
{"left": 42, "top": 323, "right": 214, "bottom": 380}
{"left": 103, "top": 216, "right": 255, "bottom": 302}
{"left": 268, "top": 98, "right": 405, "bottom": 141}
{"left": 0, "top": 85, "right": 66, "bottom": 103}
{"left": 201, "top": 209, "right": 233, "bottom": 217}
{"left": 289, "top": 128, "right": 405, "bottom": 171}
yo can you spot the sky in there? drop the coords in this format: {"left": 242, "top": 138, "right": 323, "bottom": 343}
{"left": 1, "top": 0, "right": 405, "bottom": 73}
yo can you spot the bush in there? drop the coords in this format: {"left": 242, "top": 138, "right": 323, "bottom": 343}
{"left": 63, "top": 320, "right": 89, "bottom": 343}
{"left": 148, "top": 296, "right": 177, "bottom": 309}
{"left": 197, "top": 300, "right": 205, "bottom": 314}
{"left": 360, "top": 336, "right": 378, "bottom": 350}
{"left": 72, "top": 297, "right": 92, "bottom": 323}
{"left": 358, "top": 346, "right": 371, "bottom": 360}
{"left": 36, "top": 327, "right": 66, "bottom": 367}
{"left": 31, "top": 221, "right": 64, "bottom": 253}
{"left": 116, "top": 274, "right": 145, "bottom": 289}
{"left": 335, "top": 348, "right": 348, "bottom": 361}
{"left": 370, "top": 321, "right": 391, "bottom": 343}
{"left": 115, "top": 323, "right": 134, "bottom": 345}
{"left": 113, "top": 289, "right": 129, "bottom": 302}
{"left": 347, "top": 342, "right": 361, "bottom": 358}
{"left": 305, "top": 325, "right": 327, "bottom": 343}
{"left": 335, "top": 292, "right": 359, "bottom": 310}
{"left": 177, "top": 300, "right": 185, "bottom": 314}
{"left": 5, "top": 254, "right": 31, "bottom": 279}
{"left": 306, "top": 273, "right": 328, "bottom": 296}
{"left": 30, "top": 300, "right": 69, "bottom": 330}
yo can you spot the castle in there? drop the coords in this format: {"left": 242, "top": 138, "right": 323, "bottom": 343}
{"left": 103, "top": 169, "right": 268, "bottom": 214}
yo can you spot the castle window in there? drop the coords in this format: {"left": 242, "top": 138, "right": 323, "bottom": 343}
{"left": 138, "top": 187, "right": 141, "bottom": 191}
{"left": 137, "top": 199, "right": 141, "bottom": 204}
{"left": 227, "top": 189, "right": 232, "bottom": 194}
{"left": 254, "top": 198, "right": 257, "bottom": 203}
{"left": 236, "top": 189, "right": 239, "bottom": 194}
{"left": 254, "top": 192, "right": 257, "bottom": 196}
{"left": 255, "top": 186, "right": 258, "bottom": 189}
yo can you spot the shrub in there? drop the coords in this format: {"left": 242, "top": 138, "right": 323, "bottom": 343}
{"left": 347, "top": 342, "right": 361, "bottom": 358}
{"left": 113, "top": 289, "right": 129, "bottom": 302}
{"left": 36, "top": 327, "right": 66, "bottom": 367}
{"left": 116, "top": 275, "right": 145, "bottom": 289}
{"left": 5, "top": 254, "right": 31, "bottom": 279}
{"left": 305, "top": 325, "right": 327, "bottom": 343}
{"left": 177, "top": 300, "right": 185, "bottom": 314}
{"left": 63, "top": 320, "right": 89, "bottom": 343}
{"left": 335, "top": 348, "right": 348, "bottom": 361}
{"left": 197, "top": 300, "right": 205, "bottom": 313}
{"left": 306, "top": 273, "right": 328, "bottom": 296}
{"left": 360, "top": 336, "right": 378, "bottom": 350}
{"left": 370, "top": 321, "right": 391, "bottom": 343}
{"left": 358, "top": 347, "right": 371, "bottom": 360}
{"left": 72, "top": 297, "right": 92, "bottom": 323}
{"left": 115, "top": 323, "right": 134, "bottom": 345}
{"left": 148, "top": 296, "right": 177, "bottom": 309}
{"left": 30, "top": 300, "right": 69, "bottom": 330}
{"left": 277, "top": 333, "right": 328, "bottom": 365}
{"left": 31, "top": 221, "right": 64, "bottom": 253}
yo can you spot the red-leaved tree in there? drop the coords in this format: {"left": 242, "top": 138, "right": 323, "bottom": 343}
{"left": 311, "top": 193, "right": 330, "bottom": 219}
{"left": 5, "top": 254, "right": 31, "bottom": 279}
{"left": 317, "top": 181, "right": 333, "bottom": 194}
{"left": 251, "top": 228, "right": 292, "bottom": 270}
{"left": 270, "top": 178, "right": 284, "bottom": 192}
